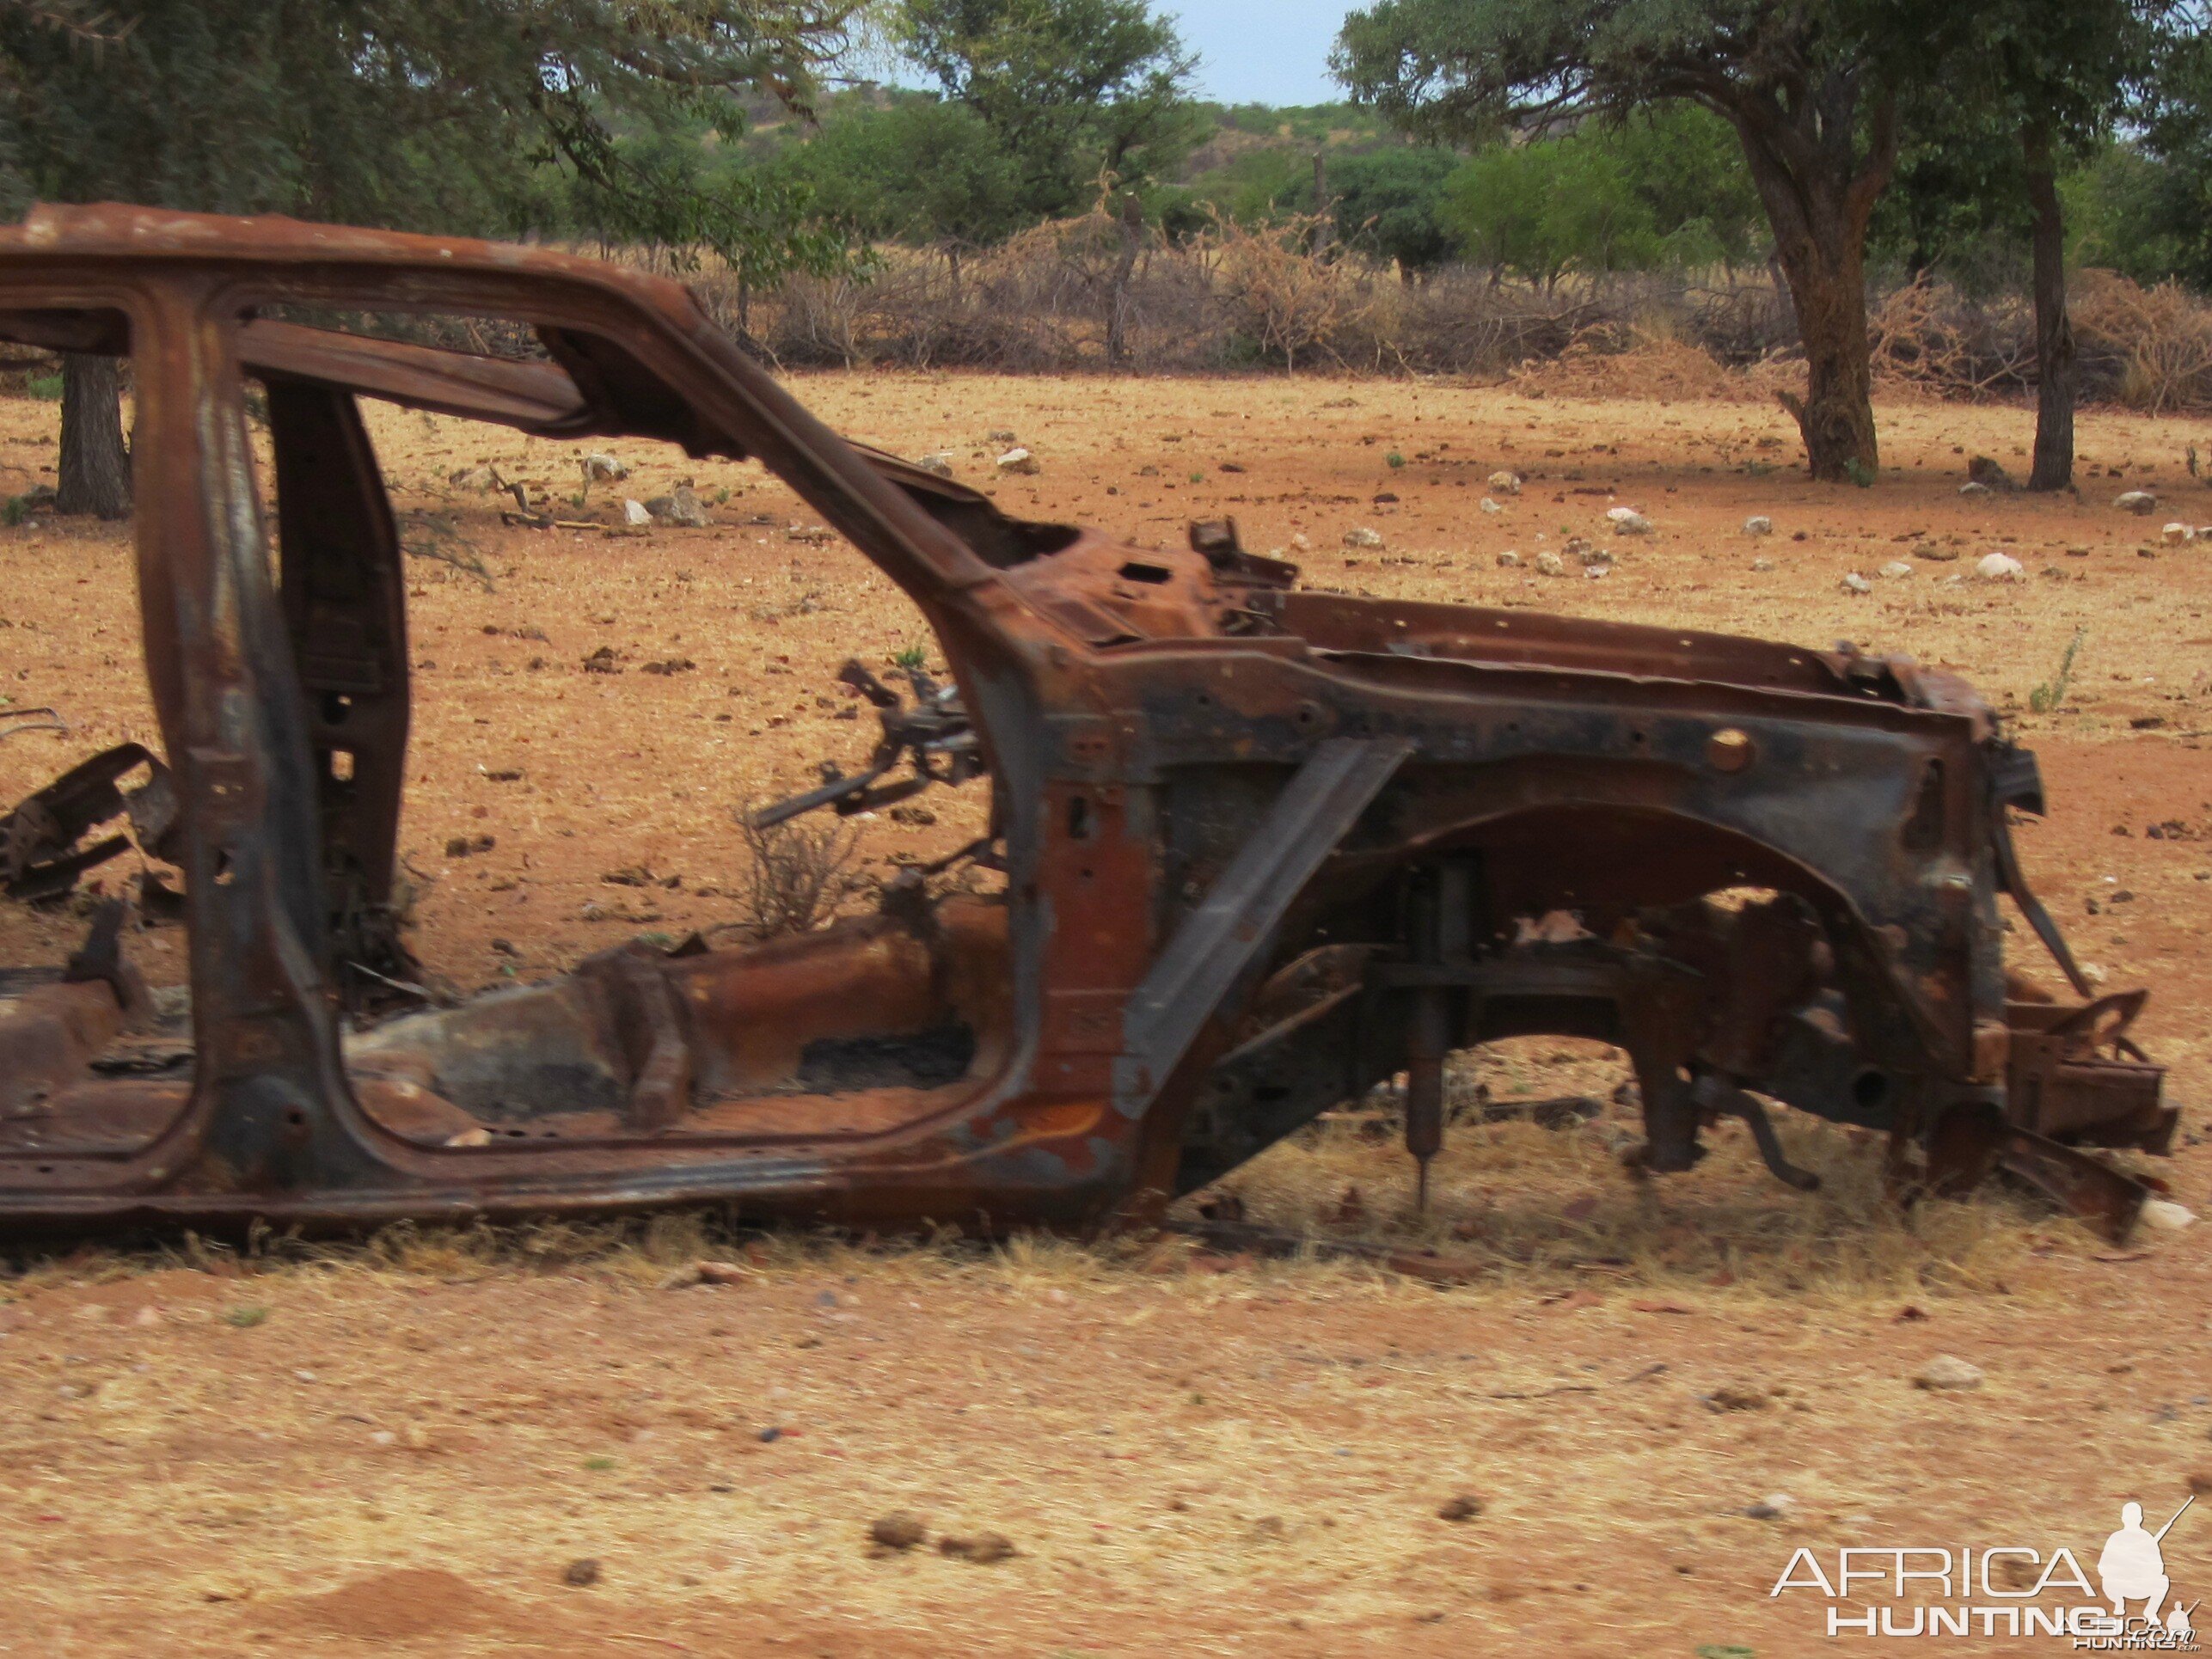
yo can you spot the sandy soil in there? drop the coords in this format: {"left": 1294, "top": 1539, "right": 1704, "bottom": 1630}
{"left": 0, "top": 369, "right": 2209, "bottom": 1656}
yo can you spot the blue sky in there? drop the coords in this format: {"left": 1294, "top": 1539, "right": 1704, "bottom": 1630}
{"left": 1166, "top": 1, "right": 1350, "bottom": 106}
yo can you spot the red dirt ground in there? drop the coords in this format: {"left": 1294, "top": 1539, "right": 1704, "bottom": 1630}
{"left": 0, "top": 370, "right": 2207, "bottom": 1657}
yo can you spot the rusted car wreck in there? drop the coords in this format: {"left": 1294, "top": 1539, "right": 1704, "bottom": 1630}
{"left": 0, "top": 205, "right": 2175, "bottom": 1240}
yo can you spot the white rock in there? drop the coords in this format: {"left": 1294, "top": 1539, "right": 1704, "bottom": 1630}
{"left": 2116, "top": 489, "right": 2158, "bottom": 514}
{"left": 2141, "top": 1198, "right": 2196, "bottom": 1232}
{"left": 1486, "top": 469, "right": 1522, "bottom": 494}
{"left": 1290, "top": 532, "right": 1312, "bottom": 551}
{"left": 1535, "top": 550, "right": 1566, "bottom": 577}
{"left": 2162, "top": 521, "right": 2195, "bottom": 544}
{"left": 582, "top": 452, "right": 628, "bottom": 482}
{"left": 1958, "top": 481, "right": 1992, "bottom": 497}
{"left": 1495, "top": 550, "right": 1522, "bottom": 568}
{"left": 1841, "top": 572, "right": 1872, "bottom": 594}
{"left": 1344, "top": 526, "right": 1385, "bottom": 548}
{"left": 1480, "top": 496, "right": 1504, "bottom": 514}
{"left": 1751, "top": 557, "right": 1774, "bottom": 572}
{"left": 1879, "top": 560, "right": 1915, "bottom": 579}
{"left": 996, "top": 447, "right": 1040, "bottom": 475}
{"left": 915, "top": 451, "right": 955, "bottom": 478}
{"left": 1607, "top": 506, "right": 1652, "bottom": 534}
{"left": 622, "top": 498, "right": 652, "bottom": 527}
{"left": 1743, "top": 515, "right": 1773, "bottom": 536}
{"left": 1914, "top": 1354, "right": 1984, "bottom": 1391}
{"left": 1976, "top": 552, "right": 2025, "bottom": 581}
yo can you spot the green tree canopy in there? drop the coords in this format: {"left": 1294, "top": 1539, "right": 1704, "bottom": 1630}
{"left": 894, "top": 0, "right": 1204, "bottom": 217}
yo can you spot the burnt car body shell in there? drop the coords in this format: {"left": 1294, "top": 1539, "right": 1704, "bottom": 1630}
{"left": 0, "top": 205, "right": 2169, "bottom": 1237}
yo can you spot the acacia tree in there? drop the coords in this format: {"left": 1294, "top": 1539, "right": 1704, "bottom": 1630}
{"left": 0, "top": 0, "right": 863, "bottom": 516}
{"left": 896, "top": 0, "right": 1202, "bottom": 363}
{"left": 1337, "top": 0, "right": 1915, "bottom": 481}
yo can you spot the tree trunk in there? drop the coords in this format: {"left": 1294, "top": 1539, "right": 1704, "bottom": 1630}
{"left": 56, "top": 352, "right": 132, "bottom": 519}
{"left": 2022, "top": 123, "right": 2075, "bottom": 493}
{"left": 1726, "top": 83, "right": 1896, "bottom": 483}
{"left": 1106, "top": 193, "right": 1143, "bottom": 370}
{"left": 1770, "top": 226, "right": 1879, "bottom": 483}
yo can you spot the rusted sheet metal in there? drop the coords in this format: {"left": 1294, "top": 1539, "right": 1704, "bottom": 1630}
{"left": 0, "top": 203, "right": 2176, "bottom": 1240}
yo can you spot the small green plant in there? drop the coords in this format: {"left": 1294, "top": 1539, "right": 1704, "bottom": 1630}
{"left": 1188, "top": 470, "right": 1205, "bottom": 485}
{"left": 714, "top": 486, "right": 732, "bottom": 505}
{"left": 891, "top": 640, "right": 928, "bottom": 671}
{"left": 224, "top": 1305, "right": 270, "bottom": 1328}
{"left": 583, "top": 1455, "right": 617, "bottom": 1472}
{"left": 1844, "top": 456, "right": 1875, "bottom": 487}
{"left": 27, "top": 372, "right": 62, "bottom": 400}
{"left": 3, "top": 496, "right": 27, "bottom": 527}
{"left": 2027, "top": 628, "right": 2086, "bottom": 715}
{"left": 1386, "top": 450, "right": 1406, "bottom": 469}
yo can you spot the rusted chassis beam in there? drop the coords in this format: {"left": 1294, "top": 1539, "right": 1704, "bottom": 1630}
{"left": 0, "top": 205, "right": 2169, "bottom": 1238}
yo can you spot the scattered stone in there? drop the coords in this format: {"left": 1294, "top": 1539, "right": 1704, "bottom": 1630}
{"left": 2141, "top": 1198, "right": 2197, "bottom": 1232}
{"left": 870, "top": 1512, "right": 927, "bottom": 1552}
{"left": 1495, "top": 549, "right": 1522, "bottom": 568}
{"left": 785, "top": 523, "right": 835, "bottom": 543}
{"left": 915, "top": 451, "right": 955, "bottom": 478}
{"left": 1914, "top": 1354, "right": 1985, "bottom": 1392}
{"left": 562, "top": 1559, "right": 601, "bottom": 1588}
{"left": 644, "top": 484, "right": 709, "bottom": 528}
{"left": 1841, "top": 572, "right": 1872, "bottom": 594}
{"left": 449, "top": 465, "right": 501, "bottom": 492}
{"left": 1743, "top": 515, "right": 1773, "bottom": 536}
{"left": 1745, "top": 1493, "right": 1795, "bottom": 1521}
{"left": 1486, "top": 469, "right": 1522, "bottom": 494}
{"left": 1480, "top": 496, "right": 1504, "bottom": 514}
{"left": 985, "top": 427, "right": 1017, "bottom": 444}
{"left": 1290, "top": 532, "right": 1312, "bottom": 551}
{"left": 2164, "top": 522, "right": 2197, "bottom": 545}
{"left": 582, "top": 645, "right": 621, "bottom": 674}
{"left": 1958, "top": 481, "right": 1992, "bottom": 498}
{"left": 1879, "top": 560, "right": 1915, "bottom": 579}
{"left": 1535, "top": 550, "right": 1566, "bottom": 577}
{"left": 582, "top": 453, "right": 628, "bottom": 482}
{"left": 1437, "top": 1495, "right": 1484, "bottom": 1522}
{"left": 444, "top": 835, "right": 494, "bottom": 858}
{"left": 938, "top": 1533, "right": 1017, "bottom": 1564}
{"left": 995, "top": 447, "right": 1039, "bottom": 475}
{"left": 661, "top": 1258, "right": 751, "bottom": 1289}
{"left": 1751, "top": 557, "right": 1774, "bottom": 572}
{"left": 1706, "top": 1386, "right": 1770, "bottom": 1412}
{"left": 1976, "top": 552, "right": 2025, "bottom": 581}
{"left": 1606, "top": 506, "right": 1652, "bottom": 534}
{"left": 2116, "top": 490, "right": 2158, "bottom": 514}
{"left": 1966, "top": 455, "right": 2014, "bottom": 490}
{"left": 1576, "top": 544, "right": 1613, "bottom": 571}
{"left": 1920, "top": 543, "right": 1962, "bottom": 562}
{"left": 1344, "top": 526, "right": 1385, "bottom": 548}
{"left": 622, "top": 499, "right": 652, "bottom": 527}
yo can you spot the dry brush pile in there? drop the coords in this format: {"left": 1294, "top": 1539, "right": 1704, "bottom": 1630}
{"left": 668, "top": 217, "right": 2212, "bottom": 416}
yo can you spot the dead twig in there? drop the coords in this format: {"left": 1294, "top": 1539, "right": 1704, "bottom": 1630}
{"left": 0, "top": 706, "right": 69, "bottom": 744}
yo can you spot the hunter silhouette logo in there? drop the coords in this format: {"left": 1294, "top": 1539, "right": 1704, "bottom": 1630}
{"left": 1769, "top": 1493, "right": 2198, "bottom": 1644}
{"left": 2100, "top": 1498, "right": 2196, "bottom": 1637}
